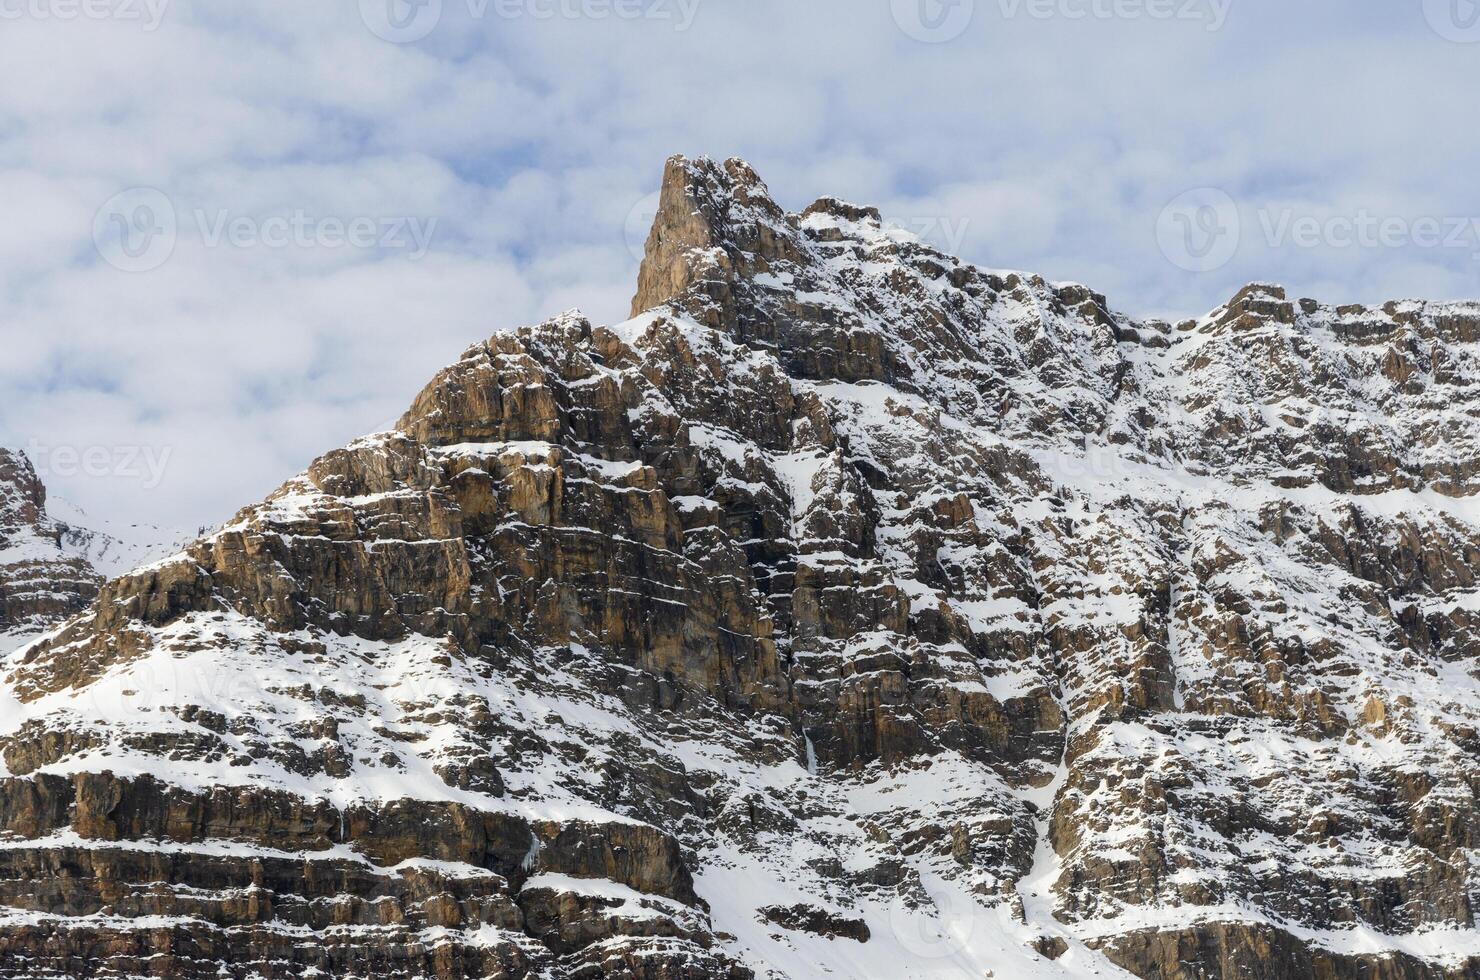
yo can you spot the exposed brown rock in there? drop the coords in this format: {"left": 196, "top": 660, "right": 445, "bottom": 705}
{"left": 1, "top": 156, "right": 1478, "bottom": 979}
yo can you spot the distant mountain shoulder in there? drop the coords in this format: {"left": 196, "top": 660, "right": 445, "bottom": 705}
{"left": 0, "top": 447, "right": 186, "bottom": 654}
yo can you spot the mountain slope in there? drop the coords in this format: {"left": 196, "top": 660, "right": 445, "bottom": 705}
{"left": 0, "top": 156, "right": 1476, "bottom": 979}
{"left": 0, "top": 449, "right": 184, "bottom": 657}
{"left": 0, "top": 449, "right": 100, "bottom": 658}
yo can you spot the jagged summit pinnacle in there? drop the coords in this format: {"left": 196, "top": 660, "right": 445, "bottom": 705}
{"left": 0, "top": 449, "right": 47, "bottom": 528}
{"left": 630, "top": 154, "right": 785, "bottom": 318}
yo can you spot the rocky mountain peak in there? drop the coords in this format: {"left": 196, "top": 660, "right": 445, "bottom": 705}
{"left": 0, "top": 449, "right": 102, "bottom": 655}
{"left": 630, "top": 154, "right": 793, "bottom": 319}
{"left": 0, "top": 448, "right": 47, "bottom": 531}
{"left": 1, "top": 158, "right": 1478, "bottom": 979}
{"left": 0, "top": 450, "right": 186, "bottom": 656}
{"left": 799, "top": 196, "right": 883, "bottom": 225}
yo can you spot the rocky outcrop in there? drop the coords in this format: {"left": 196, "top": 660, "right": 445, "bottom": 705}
{"left": 1, "top": 156, "right": 1477, "bottom": 979}
{"left": 0, "top": 449, "right": 180, "bottom": 657}
{"left": 0, "top": 449, "right": 103, "bottom": 652}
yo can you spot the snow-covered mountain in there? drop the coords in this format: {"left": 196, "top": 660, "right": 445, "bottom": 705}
{"left": 0, "top": 449, "right": 183, "bottom": 656}
{"left": 0, "top": 156, "right": 1476, "bottom": 979}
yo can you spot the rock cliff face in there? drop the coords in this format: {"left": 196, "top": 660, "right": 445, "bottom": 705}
{"left": 0, "top": 449, "right": 181, "bottom": 658}
{"left": 0, "top": 450, "right": 105, "bottom": 656}
{"left": 1, "top": 155, "right": 1477, "bottom": 979}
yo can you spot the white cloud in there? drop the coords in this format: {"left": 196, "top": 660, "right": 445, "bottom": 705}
{"left": 2, "top": 0, "right": 1478, "bottom": 534}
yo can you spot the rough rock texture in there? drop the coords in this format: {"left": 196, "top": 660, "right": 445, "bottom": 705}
{"left": 1, "top": 155, "right": 1478, "bottom": 979}
{"left": 0, "top": 450, "right": 103, "bottom": 654}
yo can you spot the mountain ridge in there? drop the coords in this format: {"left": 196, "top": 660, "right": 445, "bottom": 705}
{"left": 0, "top": 154, "right": 1476, "bottom": 979}
{"left": 0, "top": 448, "right": 184, "bottom": 657}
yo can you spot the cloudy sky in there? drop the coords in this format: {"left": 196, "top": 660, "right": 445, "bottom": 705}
{"left": 4, "top": 0, "right": 1480, "bottom": 536}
